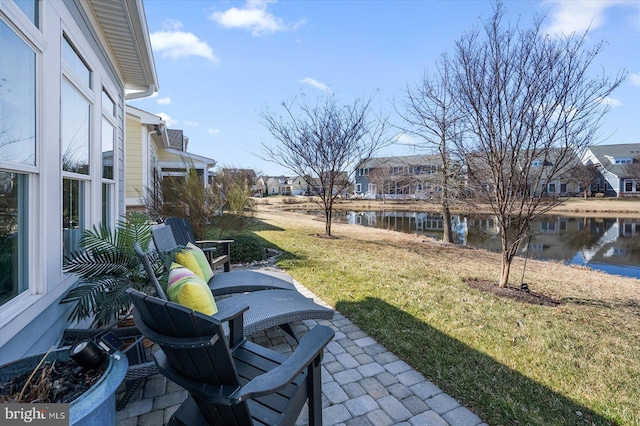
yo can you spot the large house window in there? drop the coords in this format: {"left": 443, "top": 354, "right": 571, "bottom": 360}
{"left": 0, "top": 172, "right": 29, "bottom": 306}
{"left": 0, "top": 21, "right": 36, "bottom": 166}
{"left": 62, "top": 35, "right": 92, "bottom": 256}
{"left": 0, "top": 18, "right": 36, "bottom": 306}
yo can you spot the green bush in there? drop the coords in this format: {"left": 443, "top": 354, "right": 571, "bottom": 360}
{"left": 227, "top": 235, "right": 265, "bottom": 263}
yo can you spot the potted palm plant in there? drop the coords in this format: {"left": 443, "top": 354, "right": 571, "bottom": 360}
{"left": 1, "top": 214, "right": 165, "bottom": 425}
{"left": 60, "top": 212, "right": 164, "bottom": 326}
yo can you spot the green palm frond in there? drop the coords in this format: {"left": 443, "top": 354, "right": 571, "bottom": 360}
{"left": 60, "top": 212, "right": 161, "bottom": 327}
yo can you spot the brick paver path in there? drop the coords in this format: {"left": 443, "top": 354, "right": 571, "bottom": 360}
{"left": 116, "top": 275, "right": 486, "bottom": 426}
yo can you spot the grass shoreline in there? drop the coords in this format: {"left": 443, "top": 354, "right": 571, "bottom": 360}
{"left": 227, "top": 204, "right": 640, "bottom": 425}
{"left": 255, "top": 196, "right": 640, "bottom": 218}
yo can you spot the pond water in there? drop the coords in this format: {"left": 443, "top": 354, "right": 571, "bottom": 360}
{"left": 299, "top": 209, "right": 640, "bottom": 279}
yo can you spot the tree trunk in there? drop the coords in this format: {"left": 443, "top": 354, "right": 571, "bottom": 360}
{"left": 325, "top": 208, "right": 332, "bottom": 236}
{"left": 499, "top": 252, "right": 511, "bottom": 288}
{"left": 441, "top": 185, "right": 454, "bottom": 243}
{"left": 442, "top": 206, "right": 453, "bottom": 243}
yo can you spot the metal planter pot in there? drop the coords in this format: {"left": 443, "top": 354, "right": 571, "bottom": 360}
{"left": 0, "top": 348, "right": 128, "bottom": 426}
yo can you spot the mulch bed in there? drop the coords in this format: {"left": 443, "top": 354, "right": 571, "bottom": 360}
{"left": 0, "top": 359, "right": 104, "bottom": 404}
{"left": 465, "top": 279, "right": 563, "bottom": 307}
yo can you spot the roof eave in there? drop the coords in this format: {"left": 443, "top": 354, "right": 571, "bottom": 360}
{"left": 87, "top": 0, "right": 159, "bottom": 100}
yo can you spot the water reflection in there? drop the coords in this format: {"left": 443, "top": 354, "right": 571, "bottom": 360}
{"left": 339, "top": 210, "right": 640, "bottom": 279}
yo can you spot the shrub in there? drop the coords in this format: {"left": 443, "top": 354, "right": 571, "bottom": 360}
{"left": 228, "top": 235, "right": 265, "bottom": 263}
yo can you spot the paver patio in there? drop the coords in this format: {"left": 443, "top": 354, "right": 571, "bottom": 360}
{"left": 115, "top": 274, "right": 486, "bottom": 426}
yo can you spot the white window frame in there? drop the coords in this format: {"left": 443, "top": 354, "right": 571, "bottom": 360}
{"left": 0, "top": 4, "right": 42, "bottom": 312}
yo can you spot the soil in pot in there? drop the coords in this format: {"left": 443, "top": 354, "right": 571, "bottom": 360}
{"left": 0, "top": 354, "right": 105, "bottom": 404}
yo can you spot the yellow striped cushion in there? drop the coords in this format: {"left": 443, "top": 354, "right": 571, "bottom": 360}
{"left": 167, "top": 263, "right": 217, "bottom": 315}
{"left": 174, "top": 242, "right": 213, "bottom": 282}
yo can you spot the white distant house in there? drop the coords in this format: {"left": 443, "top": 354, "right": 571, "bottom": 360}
{"left": 582, "top": 143, "right": 640, "bottom": 197}
{"left": 257, "top": 176, "right": 308, "bottom": 196}
{"left": 0, "top": 0, "right": 158, "bottom": 363}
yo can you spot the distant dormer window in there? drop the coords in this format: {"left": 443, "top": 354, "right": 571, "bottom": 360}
{"left": 531, "top": 160, "right": 542, "bottom": 167}
{"left": 614, "top": 158, "right": 632, "bottom": 164}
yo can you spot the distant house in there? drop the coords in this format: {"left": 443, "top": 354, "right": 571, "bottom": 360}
{"left": 582, "top": 143, "right": 640, "bottom": 197}
{"left": 465, "top": 148, "right": 582, "bottom": 198}
{"left": 257, "top": 176, "right": 307, "bottom": 196}
{"left": 0, "top": 0, "right": 157, "bottom": 362}
{"left": 309, "top": 171, "right": 351, "bottom": 198}
{"left": 160, "top": 129, "right": 215, "bottom": 189}
{"left": 124, "top": 114, "right": 216, "bottom": 214}
{"left": 354, "top": 155, "right": 443, "bottom": 199}
{"left": 125, "top": 106, "right": 169, "bottom": 212}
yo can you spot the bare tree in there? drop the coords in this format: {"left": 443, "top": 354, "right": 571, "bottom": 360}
{"left": 160, "top": 166, "right": 222, "bottom": 239}
{"left": 261, "top": 95, "right": 391, "bottom": 236}
{"left": 212, "top": 166, "right": 259, "bottom": 237}
{"left": 399, "top": 53, "right": 466, "bottom": 243}
{"left": 569, "top": 163, "right": 601, "bottom": 199}
{"left": 452, "top": 3, "right": 625, "bottom": 287}
{"left": 624, "top": 155, "right": 640, "bottom": 180}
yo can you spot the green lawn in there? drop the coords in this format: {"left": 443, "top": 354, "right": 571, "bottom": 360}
{"left": 211, "top": 211, "right": 640, "bottom": 426}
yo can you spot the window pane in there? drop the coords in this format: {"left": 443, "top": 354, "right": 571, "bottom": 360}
{"left": 0, "top": 21, "right": 36, "bottom": 166}
{"left": 102, "top": 90, "right": 115, "bottom": 118}
{"left": 14, "top": 0, "right": 38, "bottom": 27}
{"left": 101, "top": 182, "right": 112, "bottom": 226}
{"left": 0, "top": 172, "right": 28, "bottom": 306}
{"left": 62, "top": 81, "right": 90, "bottom": 174}
{"left": 102, "top": 117, "right": 114, "bottom": 179}
{"left": 63, "top": 179, "right": 84, "bottom": 258}
{"left": 63, "top": 37, "right": 90, "bottom": 88}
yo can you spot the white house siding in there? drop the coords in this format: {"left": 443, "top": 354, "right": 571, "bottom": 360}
{"left": 0, "top": 1, "right": 148, "bottom": 363}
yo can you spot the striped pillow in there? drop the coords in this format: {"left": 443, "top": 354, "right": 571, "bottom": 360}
{"left": 174, "top": 242, "right": 213, "bottom": 282}
{"left": 167, "top": 263, "right": 217, "bottom": 315}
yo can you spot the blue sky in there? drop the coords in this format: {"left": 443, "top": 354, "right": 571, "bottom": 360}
{"left": 129, "top": 0, "right": 640, "bottom": 176}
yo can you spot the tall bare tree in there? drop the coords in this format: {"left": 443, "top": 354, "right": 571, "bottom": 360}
{"left": 261, "top": 95, "right": 391, "bottom": 236}
{"left": 452, "top": 3, "right": 625, "bottom": 287}
{"left": 399, "top": 53, "right": 465, "bottom": 243}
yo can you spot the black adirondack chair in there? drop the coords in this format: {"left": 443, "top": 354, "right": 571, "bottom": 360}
{"left": 164, "top": 217, "right": 233, "bottom": 271}
{"left": 127, "top": 288, "right": 334, "bottom": 425}
{"left": 152, "top": 225, "right": 298, "bottom": 296}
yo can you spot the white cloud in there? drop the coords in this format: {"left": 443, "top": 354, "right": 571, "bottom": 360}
{"left": 599, "top": 96, "right": 623, "bottom": 107}
{"left": 162, "top": 19, "right": 183, "bottom": 31}
{"left": 630, "top": 72, "right": 640, "bottom": 86}
{"left": 183, "top": 120, "right": 198, "bottom": 126}
{"left": 208, "top": 128, "right": 221, "bottom": 135}
{"left": 210, "top": 0, "right": 305, "bottom": 36}
{"left": 150, "top": 23, "right": 217, "bottom": 61}
{"left": 156, "top": 112, "right": 178, "bottom": 127}
{"left": 543, "top": 0, "right": 633, "bottom": 36}
{"left": 299, "top": 77, "right": 330, "bottom": 92}
{"left": 157, "top": 97, "right": 171, "bottom": 105}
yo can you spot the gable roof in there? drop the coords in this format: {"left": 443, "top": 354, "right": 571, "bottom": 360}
{"left": 358, "top": 155, "right": 441, "bottom": 169}
{"left": 587, "top": 143, "right": 640, "bottom": 177}
{"left": 167, "top": 129, "right": 188, "bottom": 151}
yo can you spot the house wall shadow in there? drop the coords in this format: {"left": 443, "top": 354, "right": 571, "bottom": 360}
{"left": 335, "top": 297, "right": 613, "bottom": 426}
